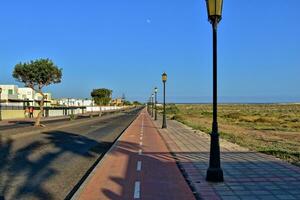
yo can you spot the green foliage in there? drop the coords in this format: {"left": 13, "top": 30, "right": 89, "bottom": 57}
{"left": 13, "top": 58, "right": 62, "bottom": 91}
{"left": 69, "top": 113, "right": 77, "bottom": 120}
{"left": 166, "top": 104, "right": 179, "bottom": 114}
{"left": 169, "top": 104, "right": 300, "bottom": 166}
{"left": 12, "top": 58, "right": 62, "bottom": 126}
{"left": 123, "top": 100, "right": 132, "bottom": 105}
{"left": 91, "top": 88, "right": 112, "bottom": 106}
{"left": 133, "top": 101, "right": 142, "bottom": 105}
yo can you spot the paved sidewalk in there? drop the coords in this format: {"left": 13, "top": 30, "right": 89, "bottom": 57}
{"left": 153, "top": 118, "right": 300, "bottom": 200}
{"left": 73, "top": 109, "right": 195, "bottom": 200}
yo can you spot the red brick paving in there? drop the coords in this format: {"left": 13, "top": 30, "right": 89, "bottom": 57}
{"left": 76, "top": 109, "right": 195, "bottom": 200}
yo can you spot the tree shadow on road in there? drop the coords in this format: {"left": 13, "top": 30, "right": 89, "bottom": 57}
{"left": 0, "top": 131, "right": 112, "bottom": 200}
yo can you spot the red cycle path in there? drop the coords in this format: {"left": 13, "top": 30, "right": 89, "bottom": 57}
{"left": 76, "top": 109, "right": 195, "bottom": 200}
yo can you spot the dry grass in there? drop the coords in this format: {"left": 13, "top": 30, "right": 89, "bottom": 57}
{"left": 164, "top": 104, "right": 300, "bottom": 166}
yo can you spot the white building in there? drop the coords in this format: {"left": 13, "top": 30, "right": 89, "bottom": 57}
{"left": 18, "top": 87, "right": 35, "bottom": 100}
{"left": 0, "top": 84, "right": 53, "bottom": 107}
{"left": 0, "top": 85, "right": 19, "bottom": 100}
{"left": 57, "top": 98, "right": 94, "bottom": 107}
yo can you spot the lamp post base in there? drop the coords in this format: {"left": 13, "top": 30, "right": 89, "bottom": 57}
{"left": 162, "top": 115, "right": 167, "bottom": 129}
{"left": 206, "top": 167, "right": 224, "bottom": 182}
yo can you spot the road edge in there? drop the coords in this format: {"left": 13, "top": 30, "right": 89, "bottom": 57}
{"left": 67, "top": 108, "right": 143, "bottom": 200}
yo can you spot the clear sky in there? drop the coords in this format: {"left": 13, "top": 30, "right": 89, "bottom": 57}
{"left": 0, "top": 0, "right": 299, "bottom": 103}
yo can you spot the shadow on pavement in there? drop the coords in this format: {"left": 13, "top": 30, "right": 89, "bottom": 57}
{"left": 0, "top": 131, "right": 112, "bottom": 200}
{"left": 97, "top": 144, "right": 300, "bottom": 200}
{"left": 78, "top": 140, "right": 195, "bottom": 200}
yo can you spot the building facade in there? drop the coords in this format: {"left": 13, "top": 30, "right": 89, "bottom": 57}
{"left": 0, "top": 84, "right": 52, "bottom": 107}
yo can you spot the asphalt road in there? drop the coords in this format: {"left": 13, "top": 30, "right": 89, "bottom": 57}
{"left": 0, "top": 111, "right": 115, "bottom": 131}
{"left": 0, "top": 107, "right": 142, "bottom": 200}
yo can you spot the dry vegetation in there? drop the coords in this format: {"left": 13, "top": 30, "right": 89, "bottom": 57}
{"left": 164, "top": 104, "right": 300, "bottom": 166}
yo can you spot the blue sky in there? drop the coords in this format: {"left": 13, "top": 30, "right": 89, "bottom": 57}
{"left": 0, "top": 0, "right": 299, "bottom": 103}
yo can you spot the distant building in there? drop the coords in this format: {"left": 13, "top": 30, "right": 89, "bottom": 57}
{"left": 0, "top": 85, "right": 19, "bottom": 100}
{"left": 0, "top": 84, "right": 95, "bottom": 108}
{"left": 111, "top": 98, "right": 124, "bottom": 106}
{"left": 57, "top": 98, "right": 94, "bottom": 107}
{"left": 18, "top": 87, "right": 35, "bottom": 100}
{"left": 0, "top": 84, "right": 52, "bottom": 107}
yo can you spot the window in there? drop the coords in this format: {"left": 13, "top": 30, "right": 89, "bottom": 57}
{"left": 8, "top": 89, "right": 13, "bottom": 95}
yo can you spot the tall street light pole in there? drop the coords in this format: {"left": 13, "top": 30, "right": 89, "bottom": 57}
{"left": 147, "top": 98, "right": 149, "bottom": 113}
{"left": 149, "top": 96, "right": 152, "bottom": 115}
{"left": 154, "top": 87, "right": 158, "bottom": 120}
{"left": 0, "top": 88, "right": 2, "bottom": 121}
{"left": 205, "top": 0, "right": 224, "bottom": 182}
{"left": 162, "top": 72, "right": 167, "bottom": 128}
{"left": 151, "top": 93, "right": 154, "bottom": 117}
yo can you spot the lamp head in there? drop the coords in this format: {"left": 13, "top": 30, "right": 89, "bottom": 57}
{"left": 162, "top": 72, "right": 167, "bottom": 82}
{"left": 205, "top": 0, "right": 223, "bottom": 24}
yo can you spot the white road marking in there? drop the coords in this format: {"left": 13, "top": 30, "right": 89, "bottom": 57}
{"left": 134, "top": 181, "right": 141, "bottom": 199}
{"left": 136, "top": 161, "right": 142, "bottom": 171}
{"left": 140, "top": 136, "right": 143, "bottom": 140}
{"left": 138, "top": 149, "right": 142, "bottom": 155}
{"left": 139, "top": 141, "right": 142, "bottom": 146}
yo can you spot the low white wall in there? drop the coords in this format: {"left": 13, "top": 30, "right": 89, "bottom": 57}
{"left": 86, "top": 106, "right": 124, "bottom": 112}
{"left": 0, "top": 106, "right": 128, "bottom": 120}
{"left": 49, "top": 109, "right": 64, "bottom": 117}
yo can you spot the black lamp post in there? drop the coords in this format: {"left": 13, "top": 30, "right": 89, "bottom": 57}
{"left": 205, "top": 0, "right": 224, "bottom": 182}
{"left": 0, "top": 87, "right": 2, "bottom": 121}
{"left": 154, "top": 87, "right": 158, "bottom": 120}
{"left": 148, "top": 97, "right": 151, "bottom": 114}
{"left": 151, "top": 93, "right": 154, "bottom": 117}
{"left": 162, "top": 72, "right": 167, "bottom": 128}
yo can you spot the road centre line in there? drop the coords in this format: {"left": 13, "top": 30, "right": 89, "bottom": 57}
{"left": 134, "top": 181, "right": 141, "bottom": 199}
{"left": 136, "top": 161, "right": 142, "bottom": 171}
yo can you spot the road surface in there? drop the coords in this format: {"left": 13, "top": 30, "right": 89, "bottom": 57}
{"left": 0, "top": 107, "right": 142, "bottom": 200}
{"left": 0, "top": 111, "right": 117, "bottom": 131}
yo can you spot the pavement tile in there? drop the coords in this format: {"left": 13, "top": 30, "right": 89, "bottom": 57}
{"left": 220, "top": 196, "right": 240, "bottom": 200}
{"left": 257, "top": 195, "right": 277, "bottom": 200}
{"left": 238, "top": 195, "right": 259, "bottom": 200}
{"left": 275, "top": 194, "right": 297, "bottom": 200}
{"left": 153, "top": 117, "right": 300, "bottom": 200}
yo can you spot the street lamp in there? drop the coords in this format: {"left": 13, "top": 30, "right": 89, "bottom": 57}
{"left": 205, "top": 0, "right": 224, "bottom": 182}
{"left": 0, "top": 87, "right": 2, "bottom": 121}
{"left": 162, "top": 72, "right": 167, "bottom": 128}
{"left": 147, "top": 97, "right": 150, "bottom": 114}
{"left": 154, "top": 87, "right": 158, "bottom": 120}
{"left": 151, "top": 93, "right": 154, "bottom": 117}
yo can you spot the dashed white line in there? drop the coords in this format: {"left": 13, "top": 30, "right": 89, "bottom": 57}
{"left": 139, "top": 141, "right": 142, "bottom": 146}
{"left": 134, "top": 181, "right": 141, "bottom": 199}
{"left": 138, "top": 149, "right": 142, "bottom": 155}
{"left": 136, "top": 161, "right": 142, "bottom": 171}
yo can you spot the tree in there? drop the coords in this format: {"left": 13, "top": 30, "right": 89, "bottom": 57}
{"left": 123, "top": 100, "right": 132, "bottom": 106}
{"left": 133, "top": 101, "right": 142, "bottom": 105}
{"left": 91, "top": 88, "right": 112, "bottom": 106}
{"left": 13, "top": 58, "right": 62, "bottom": 126}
